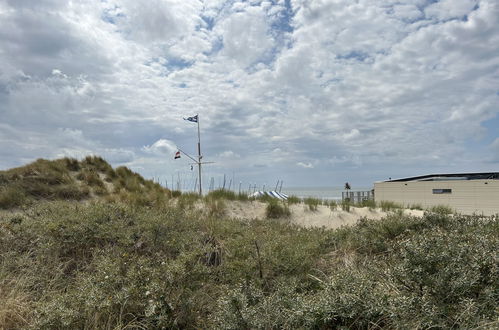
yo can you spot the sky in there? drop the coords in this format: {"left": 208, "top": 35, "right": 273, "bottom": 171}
{"left": 0, "top": 0, "right": 498, "bottom": 189}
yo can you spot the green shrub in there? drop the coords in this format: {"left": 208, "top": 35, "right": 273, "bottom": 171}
{"left": 328, "top": 200, "right": 338, "bottom": 211}
{"left": 0, "top": 186, "right": 27, "bottom": 209}
{"left": 380, "top": 200, "right": 402, "bottom": 212}
{"left": 82, "top": 155, "right": 113, "bottom": 173}
{"left": 206, "top": 189, "right": 237, "bottom": 201}
{"left": 409, "top": 203, "right": 423, "bottom": 210}
{"left": 430, "top": 204, "right": 454, "bottom": 215}
{"left": 77, "top": 169, "right": 104, "bottom": 187}
{"left": 266, "top": 199, "right": 291, "bottom": 218}
{"left": 256, "top": 194, "right": 275, "bottom": 203}
{"left": 53, "top": 184, "right": 89, "bottom": 200}
{"left": 304, "top": 197, "right": 320, "bottom": 211}
{"left": 205, "top": 198, "right": 226, "bottom": 217}
{"left": 360, "top": 199, "right": 376, "bottom": 209}
{"left": 236, "top": 192, "right": 249, "bottom": 201}
{"left": 63, "top": 157, "right": 80, "bottom": 171}
{"left": 286, "top": 195, "right": 301, "bottom": 205}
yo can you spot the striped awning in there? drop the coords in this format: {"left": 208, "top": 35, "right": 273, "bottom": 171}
{"left": 250, "top": 191, "right": 288, "bottom": 200}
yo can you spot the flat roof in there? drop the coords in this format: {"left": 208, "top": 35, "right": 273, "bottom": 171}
{"left": 382, "top": 172, "right": 499, "bottom": 182}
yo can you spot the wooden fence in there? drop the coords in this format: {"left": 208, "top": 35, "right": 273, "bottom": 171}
{"left": 342, "top": 190, "right": 374, "bottom": 203}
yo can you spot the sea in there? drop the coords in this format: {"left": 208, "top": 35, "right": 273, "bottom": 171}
{"left": 281, "top": 186, "right": 372, "bottom": 201}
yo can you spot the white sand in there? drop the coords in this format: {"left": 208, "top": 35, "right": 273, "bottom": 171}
{"left": 225, "top": 201, "right": 424, "bottom": 229}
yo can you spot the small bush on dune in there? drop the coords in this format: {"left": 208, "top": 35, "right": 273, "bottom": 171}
{"left": 360, "top": 199, "right": 376, "bottom": 209}
{"left": 286, "top": 195, "right": 301, "bottom": 204}
{"left": 82, "top": 155, "right": 113, "bottom": 173}
{"left": 177, "top": 192, "right": 200, "bottom": 210}
{"left": 409, "top": 203, "right": 423, "bottom": 210}
{"left": 256, "top": 194, "right": 275, "bottom": 203}
{"left": 304, "top": 197, "right": 321, "bottom": 211}
{"left": 380, "top": 200, "right": 403, "bottom": 212}
{"left": 206, "top": 189, "right": 237, "bottom": 201}
{"left": 205, "top": 198, "right": 227, "bottom": 217}
{"left": 77, "top": 169, "right": 104, "bottom": 187}
{"left": 0, "top": 186, "right": 27, "bottom": 209}
{"left": 236, "top": 192, "right": 249, "bottom": 201}
{"left": 171, "top": 190, "right": 182, "bottom": 198}
{"left": 62, "top": 157, "right": 80, "bottom": 171}
{"left": 328, "top": 200, "right": 338, "bottom": 210}
{"left": 266, "top": 199, "right": 291, "bottom": 218}
{"left": 430, "top": 204, "right": 454, "bottom": 215}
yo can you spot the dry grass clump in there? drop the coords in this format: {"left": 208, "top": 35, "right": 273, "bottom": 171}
{"left": 0, "top": 279, "right": 31, "bottom": 329}
{"left": 266, "top": 199, "right": 291, "bottom": 218}
{"left": 429, "top": 204, "right": 454, "bottom": 214}
{"left": 304, "top": 197, "right": 321, "bottom": 211}
{"left": 379, "top": 200, "right": 403, "bottom": 212}
{"left": 286, "top": 195, "right": 301, "bottom": 204}
{"left": 205, "top": 189, "right": 249, "bottom": 201}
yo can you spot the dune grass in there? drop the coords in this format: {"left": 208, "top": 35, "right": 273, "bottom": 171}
{"left": 286, "top": 195, "right": 301, "bottom": 204}
{"left": 0, "top": 157, "right": 497, "bottom": 329}
{"left": 266, "top": 199, "right": 291, "bottom": 218}
{"left": 379, "top": 200, "right": 403, "bottom": 212}
{"left": 205, "top": 189, "right": 248, "bottom": 201}
{"left": 0, "top": 200, "right": 496, "bottom": 329}
{"left": 304, "top": 197, "right": 321, "bottom": 211}
{"left": 0, "top": 157, "right": 171, "bottom": 209}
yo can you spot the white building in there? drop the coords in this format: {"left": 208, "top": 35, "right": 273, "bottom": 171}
{"left": 374, "top": 173, "right": 499, "bottom": 216}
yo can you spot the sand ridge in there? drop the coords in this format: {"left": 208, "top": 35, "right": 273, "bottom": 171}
{"left": 225, "top": 201, "right": 425, "bottom": 229}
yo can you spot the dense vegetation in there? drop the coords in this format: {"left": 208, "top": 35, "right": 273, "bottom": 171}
{"left": 0, "top": 158, "right": 497, "bottom": 329}
{"left": 0, "top": 156, "right": 169, "bottom": 210}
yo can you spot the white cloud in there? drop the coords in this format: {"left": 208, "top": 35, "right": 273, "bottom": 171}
{"left": 218, "top": 5, "right": 274, "bottom": 67}
{"left": 142, "top": 139, "right": 177, "bottom": 155}
{"left": 218, "top": 150, "right": 241, "bottom": 158}
{"left": 297, "top": 162, "right": 314, "bottom": 168}
{"left": 425, "top": 0, "right": 478, "bottom": 21}
{"left": 0, "top": 0, "right": 498, "bottom": 187}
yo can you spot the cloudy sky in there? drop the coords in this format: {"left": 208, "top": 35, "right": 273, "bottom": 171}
{"left": 1, "top": 0, "right": 498, "bottom": 189}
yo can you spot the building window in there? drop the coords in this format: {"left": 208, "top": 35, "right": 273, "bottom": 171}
{"left": 433, "top": 189, "right": 452, "bottom": 194}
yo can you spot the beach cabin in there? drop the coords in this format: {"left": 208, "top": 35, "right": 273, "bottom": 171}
{"left": 374, "top": 172, "right": 499, "bottom": 215}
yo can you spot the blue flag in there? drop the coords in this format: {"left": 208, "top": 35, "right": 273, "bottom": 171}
{"left": 184, "top": 115, "right": 198, "bottom": 123}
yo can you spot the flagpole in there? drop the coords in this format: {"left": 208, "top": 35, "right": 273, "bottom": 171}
{"left": 197, "top": 114, "right": 202, "bottom": 196}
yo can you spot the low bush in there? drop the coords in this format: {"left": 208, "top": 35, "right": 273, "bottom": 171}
{"left": 304, "top": 197, "right": 321, "bottom": 211}
{"left": 77, "top": 169, "right": 104, "bottom": 187}
{"left": 380, "top": 200, "right": 403, "bottom": 212}
{"left": 205, "top": 198, "right": 227, "bottom": 217}
{"left": 206, "top": 189, "right": 237, "bottom": 201}
{"left": 409, "top": 203, "right": 424, "bottom": 210}
{"left": 327, "top": 200, "right": 338, "bottom": 210}
{"left": 0, "top": 186, "right": 27, "bottom": 209}
{"left": 266, "top": 199, "right": 291, "bottom": 218}
{"left": 359, "top": 198, "right": 376, "bottom": 209}
{"left": 430, "top": 204, "right": 454, "bottom": 215}
{"left": 63, "top": 157, "right": 80, "bottom": 171}
{"left": 171, "top": 190, "right": 182, "bottom": 198}
{"left": 286, "top": 195, "right": 301, "bottom": 204}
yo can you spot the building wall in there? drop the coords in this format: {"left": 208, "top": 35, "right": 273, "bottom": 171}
{"left": 374, "top": 180, "right": 499, "bottom": 215}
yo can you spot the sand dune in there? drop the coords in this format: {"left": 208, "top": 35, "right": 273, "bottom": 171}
{"left": 225, "top": 201, "right": 424, "bottom": 229}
